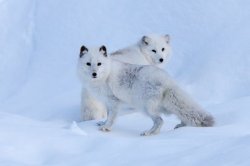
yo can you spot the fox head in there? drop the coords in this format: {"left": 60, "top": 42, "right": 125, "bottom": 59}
{"left": 139, "top": 34, "right": 171, "bottom": 65}
{"left": 78, "top": 45, "right": 111, "bottom": 83}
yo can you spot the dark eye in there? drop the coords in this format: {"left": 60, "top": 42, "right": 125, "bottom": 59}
{"left": 97, "top": 62, "right": 102, "bottom": 66}
{"left": 162, "top": 48, "right": 165, "bottom": 52}
{"left": 152, "top": 49, "right": 156, "bottom": 53}
{"left": 86, "top": 62, "right": 91, "bottom": 66}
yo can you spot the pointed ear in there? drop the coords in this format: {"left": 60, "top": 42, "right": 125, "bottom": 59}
{"left": 99, "top": 45, "right": 107, "bottom": 57}
{"left": 80, "top": 45, "right": 88, "bottom": 58}
{"left": 164, "top": 34, "right": 170, "bottom": 44}
{"left": 141, "top": 36, "right": 150, "bottom": 45}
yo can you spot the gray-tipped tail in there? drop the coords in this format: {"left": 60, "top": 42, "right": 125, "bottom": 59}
{"left": 162, "top": 87, "right": 215, "bottom": 128}
{"left": 201, "top": 114, "right": 215, "bottom": 127}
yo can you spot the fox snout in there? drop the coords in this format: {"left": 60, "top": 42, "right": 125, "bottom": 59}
{"left": 159, "top": 58, "right": 164, "bottom": 63}
{"left": 92, "top": 72, "right": 97, "bottom": 78}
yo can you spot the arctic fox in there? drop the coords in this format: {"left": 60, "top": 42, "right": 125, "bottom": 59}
{"left": 111, "top": 34, "right": 171, "bottom": 67}
{"left": 81, "top": 34, "right": 171, "bottom": 121}
{"left": 78, "top": 45, "right": 214, "bottom": 136}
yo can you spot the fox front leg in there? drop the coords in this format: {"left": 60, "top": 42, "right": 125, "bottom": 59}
{"left": 99, "top": 102, "right": 119, "bottom": 132}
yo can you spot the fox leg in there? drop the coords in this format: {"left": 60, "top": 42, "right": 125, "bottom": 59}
{"left": 141, "top": 102, "right": 163, "bottom": 136}
{"left": 141, "top": 116, "right": 163, "bottom": 136}
{"left": 99, "top": 102, "right": 119, "bottom": 132}
{"left": 174, "top": 121, "right": 186, "bottom": 129}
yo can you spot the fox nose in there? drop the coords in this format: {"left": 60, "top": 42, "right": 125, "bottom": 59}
{"left": 159, "top": 58, "right": 164, "bottom": 63}
{"left": 92, "top": 72, "right": 97, "bottom": 77}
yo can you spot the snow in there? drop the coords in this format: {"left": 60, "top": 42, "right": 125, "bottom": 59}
{"left": 0, "top": 0, "right": 250, "bottom": 165}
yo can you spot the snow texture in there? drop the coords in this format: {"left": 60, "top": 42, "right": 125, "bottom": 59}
{"left": 0, "top": 0, "right": 250, "bottom": 165}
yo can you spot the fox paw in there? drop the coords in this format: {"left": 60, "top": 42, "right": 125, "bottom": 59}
{"left": 99, "top": 126, "right": 111, "bottom": 132}
{"left": 140, "top": 130, "right": 157, "bottom": 136}
{"left": 174, "top": 122, "right": 186, "bottom": 129}
{"left": 97, "top": 121, "right": 105, "bottom": 126}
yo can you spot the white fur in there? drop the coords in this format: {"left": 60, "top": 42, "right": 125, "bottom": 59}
{"left": 78, "top": 46, "right": 214, "bottom": 136}
{"left": 80, "top": 34, "right": 171, "bottom": 121}
{"left": 80, "top": 88, "right": 107, "bottom": 121}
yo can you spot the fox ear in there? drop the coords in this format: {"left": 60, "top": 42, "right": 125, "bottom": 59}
{"left": 164, "top": 34, "right": 170, "bottom": 44}
{"left": 99, "top": 45, "right": 107, "bottom": 57}
{"left": 80, "top": 45, "right": 88, "bottom": 58}
{"left": 142, "top": 36, "right": 150, "bottom": 45}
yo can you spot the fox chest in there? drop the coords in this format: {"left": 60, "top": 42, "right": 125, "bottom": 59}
{"left": 89, "top": 83, "right": 117, "bottom": 103}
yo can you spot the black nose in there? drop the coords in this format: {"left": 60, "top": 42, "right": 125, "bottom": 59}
{"left": 159, "top": 58, "right": 164, "bottom": 63}
{"left": 92, "top": 73, "right": 97, "bottom": 77}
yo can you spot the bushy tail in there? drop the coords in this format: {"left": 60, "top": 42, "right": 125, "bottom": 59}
{"left": 162, "top": 87, "right": 215, "bottom": 127}
{"left": 200, "top": 114, "right": 214, "bottom": 127}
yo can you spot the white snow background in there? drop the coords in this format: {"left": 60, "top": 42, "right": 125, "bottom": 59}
{"left": 1, "top": 0, "right": 250, "bottom": 165}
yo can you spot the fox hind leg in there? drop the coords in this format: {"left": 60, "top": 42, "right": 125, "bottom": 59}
{"left": 141, "top": 116, "right": 163, "bottom": 136}
{"left": 174, "top": 121, "right": 186, "bottom": 129}
{"left": 141, "top": 103, "right": 163, "bottom": 136}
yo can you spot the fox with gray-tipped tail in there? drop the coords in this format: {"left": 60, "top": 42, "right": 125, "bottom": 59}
{"left": 77, "top": 45, "right": 214, "bottom": 136}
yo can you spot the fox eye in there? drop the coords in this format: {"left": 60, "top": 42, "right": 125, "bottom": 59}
{"left": 97, "top": 62, "right": 102, "bottom": 66}
{"left": 86, "top": 62, "right": 91, "bottom": 66}
{"left": 152, "top": 49, "right": 156, "bottom": 53}
{"left": 162, "top": 48, "right": 165, "bottom": 52}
